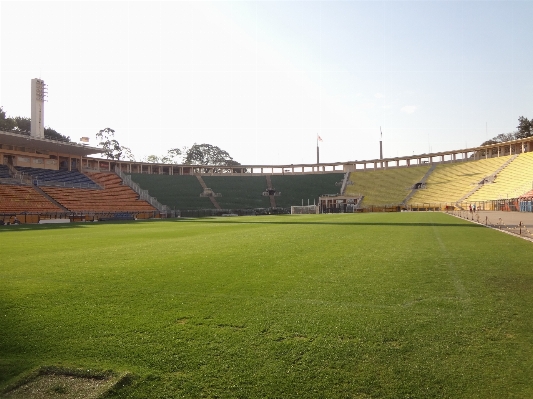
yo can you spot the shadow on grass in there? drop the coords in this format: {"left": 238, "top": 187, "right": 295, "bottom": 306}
{"left": 0, "top": 215, "right": 485, "bottom": 231}
{"left": 0, "top": 219, "right": 158, "bottom": 233}
{"left": 173, "top": 216, "right": 484, "bottom": 228}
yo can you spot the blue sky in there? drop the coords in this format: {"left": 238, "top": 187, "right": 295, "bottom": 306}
{"left": 1, "top": 1, "right": 532, "bottom": 165}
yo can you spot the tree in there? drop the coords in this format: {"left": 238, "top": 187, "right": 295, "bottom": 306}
{"left": 0, "top": 106, "right": 15, "bottom": 131}
{"left": 44, "top": 127, "right": 70, "bottom": 142}
{"left": 121, "top": 146, "right": 136, "bottom": 162}
{"left": 480, "top": 139, "right": 499, "bottom": 146}
{"left": 184, "top": 143, "right": 239, "bottom": 166}
{"left": 481, "top": 132, "right": 515, "bottom": 146}
{"left": 96, "top": 128, "right": 134, "bottom": 160}
{"left": 481, "top": 115, "right": 532, "bottom": 146}
{"left": 0, "top": 107, "right": 69, "bottom": 141}
{"left": 160, "top": 148, "right": 182, "bottom": 164}
{"left": 144, "top": 155, "right": 160, "bottom": 163}
{"left": 516, "top": 116, "right": 532, "bottom": 139}
{"left": 143, "top": 148, "right": 182, "bottom": 164}
{"left": 12, "top": 116, "right": 31, "bottom": 133}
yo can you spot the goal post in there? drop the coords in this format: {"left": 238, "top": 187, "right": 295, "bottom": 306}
{"left": 291, "top": 205, "right": 319, "bottom": 215}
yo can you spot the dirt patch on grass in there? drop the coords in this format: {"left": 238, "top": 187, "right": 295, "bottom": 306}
{"left": 1, "top": 367, "right": 130, "bottom": 399}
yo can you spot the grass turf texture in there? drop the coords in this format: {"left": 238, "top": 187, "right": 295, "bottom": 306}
{"left": 1, "top": 213, "right": 532, "bottom": 398}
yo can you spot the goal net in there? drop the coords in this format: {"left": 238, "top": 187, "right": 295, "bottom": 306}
{"left": 291, "top": 205, "right": 319, "bottom": 215}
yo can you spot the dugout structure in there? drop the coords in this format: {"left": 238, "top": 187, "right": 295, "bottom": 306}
{"left": 319, "top": 195, "right": 362, "bottom": 213}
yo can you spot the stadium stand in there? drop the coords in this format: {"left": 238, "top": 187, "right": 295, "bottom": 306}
{"left": 345, "top": 165, "right": 431, "bottom": 206}
{"left": 270, "top": 173, "right": 344, "bottom": 208}
{"left": 40, "top": 172, "right": 156, "bottom": 213}
{"left": 521, "top": 189, "right": 533, "bottom": 199}
{"left": 0, "top": 184, "right": 62, "bottom": 213}
{"left": 15, "top": 166, "right": 98, "bottom": 188}
{"left": 466, "top": 152, "right": 533, "bottom": 201}
{"left": 202, "top": 176, "right": 271, "bottom": 209}
{"left": 0, "top": 165, "right": 11, "bottom": 179}
{"left": 127, "top": 173, "right": 343, "bottom": 211}
{"left": 127, "top": 174, "right": 214, "bottom": 210}
{"left": 407, "top": 156, "right": 512, "bottom": 205}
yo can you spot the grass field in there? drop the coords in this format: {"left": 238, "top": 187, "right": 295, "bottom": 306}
{"left": 1, "top": 213, "right": 533, "bottom": 398}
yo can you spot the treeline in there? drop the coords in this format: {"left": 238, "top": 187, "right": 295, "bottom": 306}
{"left": 0, "top": 106, "right": 70, "bottom": 142}
{"left": 97, "top": 127, "right": 240, "bottom": 166}
{"left": 481, "top": 116, "right": 532, "bottom": 146}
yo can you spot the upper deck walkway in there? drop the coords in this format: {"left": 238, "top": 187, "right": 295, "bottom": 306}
{"left": 102, "top": 137, "right": 533, "bottom": 176}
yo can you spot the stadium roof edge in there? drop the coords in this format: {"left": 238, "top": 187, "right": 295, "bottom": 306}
{"left": 0, "top": 130, "right": 103, "bottom": 157}
{"left": 106, "top": 136, "right": 533, "bottom": 169}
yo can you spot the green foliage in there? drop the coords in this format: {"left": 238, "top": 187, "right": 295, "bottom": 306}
{"left": 96, "top": 128, "right": 134, "bottom": 161}
{"left": 143, "top": 155, "right": 160, "bottom": 164}
{"left": 0, "top": 106, "right": 70, "bottom": 141}
{"left": 184, "top": 143, "right": 239, "bottom": 167}
{"left": 1, "top": 214, "right": 533, "bottom": 398}
{"left": 161, "top": 148, "right": 182, "bottom": 164}
{"left": 0, "top": 106, "right": 15, "bottom": 131}
{"left": 44, "top": 127, "right": 70, "bottom": 142}
{"left": 481, "top": 115, "right": 532, "bottom": 145}
{"left": 516, "top": 116, "right": 532, "bottom": 139}
{"left": 11, "top": 116, "right": 31, "bottom": 132}
{"left": 143, "top": 148, "right": 183, "bottom": 164}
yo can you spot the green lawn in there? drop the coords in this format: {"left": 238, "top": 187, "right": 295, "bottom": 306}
{"left": 1, "top": 213, "right": 533, "bottom": 398}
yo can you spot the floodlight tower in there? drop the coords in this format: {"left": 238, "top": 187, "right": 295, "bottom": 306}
{"left": 379, "top": 127, "right": 384, "bottom": 167}
{"left": 31, "top": 78, "right": 47, "bottom": 138}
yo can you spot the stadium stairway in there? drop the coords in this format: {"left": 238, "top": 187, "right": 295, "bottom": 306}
{"left": 402, "top": 164, "right": 437, "bottom": 205}
{"left": 456, "top": 154, "right": 518, "bottom": 203}
{"left": 347, "top": 166, "right": 430, "bottom": 206}
{"left": 195, "top": 175, "right": 221, "bottom": 209}
{"left": 32, "top": 185, "right": 69, "bottom": 211}
{"left": 407, "top": 156, "right": 512, "bottom": 206}
{"left": 265, "top": 175, "right": 277, "bottom": 208}
{"left": 126, "top": 174, "right": 214, "bottom": 210}
{"left": 40, "top": 172, "right": 157, "bottom": 214}
{"left": 466, "top": 152, "right": 533, "bottom": 201}
{"left": 0, "top": 184, "right": 63, "bottom": 213}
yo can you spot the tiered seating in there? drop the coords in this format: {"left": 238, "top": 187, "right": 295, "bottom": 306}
{"left": 467, "top": 152, "right": 533, "bottom": 201}
{"left": 520, "top": 189, "right": 533, "bottom": 199}
{"left": 270, "top": 174, "right": 344, "bottom": 208}
{"left": 127, "top": 173, "right": 343, "bottom": 210}
{"left": 202, "top": 176, "right": 271, "bottom": 209}
{"left": 127, "top": 174, "right": 214, "bottom": 210}
{"left": 41, "top": 172, "right": 156, "bottom": 213}
{"left": 407, "top": 156, "right": 512, "bottom": 205}
{"left": 0, "top": 165, "right": 11, "bottom": 179}
{"left": 0, "top": 185, "right": 62, "bottom": 213}
{"left": 15, "top": 167, "right": 97, "bottom": 188}
{"left": 346, "top": 165, "right": 431, "bottom": 205}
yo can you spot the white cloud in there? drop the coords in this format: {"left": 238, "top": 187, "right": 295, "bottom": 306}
{"left": 374, "top": 93, "right": 384, "bottom": 99}
{"left": 401, "top": 105, "right": 417, "bottom": 114}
